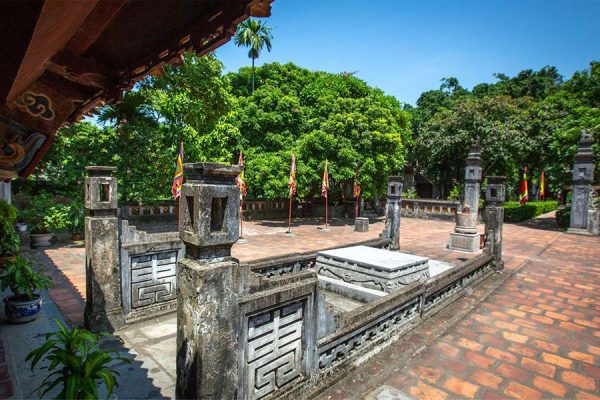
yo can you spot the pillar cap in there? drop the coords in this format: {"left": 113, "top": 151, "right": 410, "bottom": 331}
{"left": 487, "top": 176, "right": 506, "bottom": 184}
{"left": 85, "top": 166, "right": 117, "bottom": 176}
{"left": 184, "top": 163, "right": 242, "bottom": 183}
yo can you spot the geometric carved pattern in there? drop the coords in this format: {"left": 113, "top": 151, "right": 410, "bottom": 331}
{"left": 318, "top": 298, "right": 420, "bottom": 370}
{"left": 131, "top": 251, "right": 177, "bottom": 309}
{"left": 423, "top": 263, "right": 491, "bottom": 312}
{"left": 246, "top": 300, "right": 304, "bottom": 399}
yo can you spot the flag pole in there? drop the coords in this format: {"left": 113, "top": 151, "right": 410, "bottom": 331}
{"left": 326, "top": 197, "right": 329, "bottom": 229}
{"left": 288, "top": 197, "right": 293, "bottom": 233}
{"left": 240, "top": 197, "right": 244, "bottom": 239}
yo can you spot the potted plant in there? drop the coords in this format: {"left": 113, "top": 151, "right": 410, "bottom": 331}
{"left": 26, "top": 319, "right": 130, "bottom": 399}
{"left": 25, "top": 194, "right": 70, "bottom": 247}
{"left": 0, "top": 200, "right": 19, "bottom": 267}
{"left": 1, "top": 255, "right": 53, "bottom": 322}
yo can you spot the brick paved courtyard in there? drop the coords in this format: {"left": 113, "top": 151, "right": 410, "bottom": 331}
{"left": 36, "top": 213, "right": 600, "bottom": 399}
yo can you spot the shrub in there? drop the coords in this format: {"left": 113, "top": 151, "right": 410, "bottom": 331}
{"left": 556, "top": 206, "right": 570, "bottom": 228}
{"left": 503, "top": 201, "right": 558, "bottom": 222}
{"left": 0, "top": 200, "right": 19, "bottom": 257}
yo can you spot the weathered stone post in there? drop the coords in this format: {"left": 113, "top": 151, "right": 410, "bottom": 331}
{"left": 464, "top": 140, "right": 482, "bottom": 217}
{"left": 484, "top": 176, "right": 505, "bottom": 270}
{"left": 84, "top": 166, "right": 124, "bottom": 331}
{"left": 568, "top": 131, "right": 595, "bottom": 234}
{"left": 448, "top": 141, "right": 482, "bottom": 253}
{"left": 383, "top": 176, "right": 403, "bottom": 250}
{"left": 176, "top": 163, "right": 242, "bottom": 399}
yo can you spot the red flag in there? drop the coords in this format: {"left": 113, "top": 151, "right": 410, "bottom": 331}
{"left": 352, "top": 166, "right": 361, "bottom": 198}
{"left": 519, "top": 167, "right": 529, "bottom": 205}
{"left": 288, "top": 155, "right": 297, "bottom": 198}
{"left": 171, "top": 142, "right": 184, "bottom": 199}
{"left": 321, "top": 160, "right": 329, "bottom": 198}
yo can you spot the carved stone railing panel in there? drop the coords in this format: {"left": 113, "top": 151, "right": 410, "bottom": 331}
{"left": 130, "top": 250, "right": 177, "bottom": 309}
{"left": 120, "top": 221, "right": 185, "bottom": 322}
{"left": 317, "top": 296, "right": 420, "bottom": 371}
{"left": 246, "top": 300, "right": 305, "bottom": 400}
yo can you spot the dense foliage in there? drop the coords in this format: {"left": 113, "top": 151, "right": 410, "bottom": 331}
{"left": 0, "top": 200, "right": 19, "bottom": 256}
{"left": 25, "top": 54, "right": 598, "bottom": 207}
{"left": 408, "top": 64, "right": 600, "bottom": 199}
{"left": 34, "top": 55, "right": 410, "bottom": 202}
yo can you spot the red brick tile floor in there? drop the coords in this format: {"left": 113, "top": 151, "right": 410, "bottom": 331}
{"left": 36, "top": 212, "right": 600, "bottom": 400}
{"left": 318, "top": 213, "right": 600, "bottom": 400}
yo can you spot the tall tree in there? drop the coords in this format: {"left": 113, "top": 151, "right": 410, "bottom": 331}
{"left": 233, "top": 19, "right": 273, "bottom": 93}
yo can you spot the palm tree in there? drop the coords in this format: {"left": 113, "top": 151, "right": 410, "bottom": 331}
{"left": 234, "top": 19, "right": 273, "bottom": 93}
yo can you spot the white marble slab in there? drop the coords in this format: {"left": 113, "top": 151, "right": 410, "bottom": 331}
{"left": 318, "top": 245, "right": 429, "bottom": 271}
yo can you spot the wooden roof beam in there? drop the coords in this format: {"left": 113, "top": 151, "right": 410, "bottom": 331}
{"left": 67, "top": 0, "right": 128, "bottom": 56}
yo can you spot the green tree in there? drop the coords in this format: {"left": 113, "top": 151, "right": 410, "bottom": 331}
{"left": 233, "top": 19, "right": 273, "bottom": 93}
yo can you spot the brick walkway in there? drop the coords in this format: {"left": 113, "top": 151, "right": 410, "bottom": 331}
{"left": 318, "top": 216, "right": 600, "bottom": 400}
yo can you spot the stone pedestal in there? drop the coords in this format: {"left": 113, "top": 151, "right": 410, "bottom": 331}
{"left": 316, "top": 245, "right": 430, "bottom": 293}
{"left": 383, "top": 176, "right": 402, "bottom": 250}
{"left": 569, "top": 131, "right": 595, "bottom": 234}
{"left": 354, "top": 217, "right": 369, "bottom": 232}
{"left": 176, "top": 163, "right": 242, "bottom": 399}
{"left": 449, "top": 212, "right": 479, "bottom": 253}
{"left": 84, "top": 166, "right": 124, "bottom": 332}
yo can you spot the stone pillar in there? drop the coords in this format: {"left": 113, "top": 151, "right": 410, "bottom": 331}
{"left": 569, "top": 131, "right": 595, "bottom": 234}
{"left": 464, "top": 140, "right": 482, "bottom": 217}
{"left": 84, "top": 166, "right": 124, "bottom": 332}
{"left": 383, "top": 176, "right": 402, "bottom": 250}
{"left": 484, "top": 176, "right": 505, "bottom": 270}
{"left": 0, "top": 181, "right": 10, "bottom": 203}
{"left": 448, "top": 141, "right": 482, "bottom": 253}
{"left": 176, "top": 163, "right": 242, "bottom": 399}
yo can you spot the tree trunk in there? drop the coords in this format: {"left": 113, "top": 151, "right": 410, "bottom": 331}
{"left": 251, "top": 57, "right": 255, "bottom": 93}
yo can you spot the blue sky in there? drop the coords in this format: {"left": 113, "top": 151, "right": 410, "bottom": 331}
{"left": 216, "top": 0, "right": 600, "bottom": 104}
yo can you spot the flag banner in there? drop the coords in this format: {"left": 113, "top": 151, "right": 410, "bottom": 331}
{"left": 235, "top": 151, "right": 247, "bottom": 197}
{"left": 540, "top": 171, "right": 545, "bottom": 200}
{"left": 321, "top": 159, "right": 329, "bottom": 198}
{"left": 171, "top": 141, "right": 184, "bottom": 199}
{"left": 352, "top": 166, "right": 361, "bottom": 198}
{"left": 519, "top": 167, "right": 529, "bottom": 205}
{"left": 289, "top": 155, "right": 297, "bottom": 198}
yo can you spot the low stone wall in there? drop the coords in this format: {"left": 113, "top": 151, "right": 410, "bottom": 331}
{"left": 275, "top": 251, "right": 496, "bottom": 400}
{"left": 234, "top": 250, "right": 497, "bottom": 400}
{"left": 400, "top": 198, "right": 462, "bottom": 221}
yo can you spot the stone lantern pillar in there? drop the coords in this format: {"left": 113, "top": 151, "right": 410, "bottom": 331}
{"left": 464, "top": 140, "right": 482, "bottom": 216}
{"left": 84, "top": 166, "right": 124, "bottom": 332}
{"left": 448, "top": 141, "right": 482, "bottom": 253}
{"left": 568, "top": 131, "right": 595, "bottom": 234}
{"left": 176, "top": 163, "right": 242, "bottom": 399}
{"left": 383, "top": 176, "right": 403, "bottom": 250}
{"left": 484, "top": 176, "right": 505, "bottom": 269}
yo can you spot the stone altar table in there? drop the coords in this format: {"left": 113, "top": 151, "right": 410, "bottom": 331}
{"left": 316, "top": 245, "right": 430, "bottom": 293}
